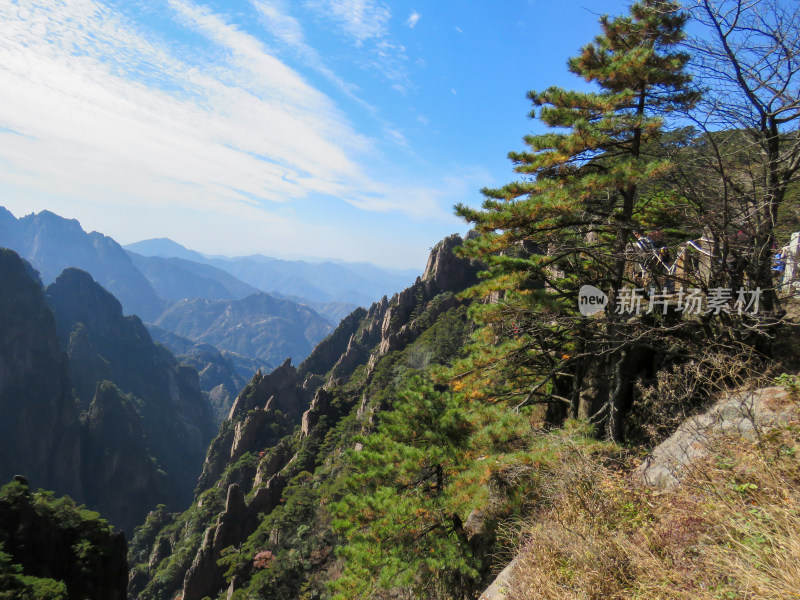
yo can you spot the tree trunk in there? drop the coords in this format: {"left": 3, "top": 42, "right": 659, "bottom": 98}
{"left": 606, "top": 349, "right": 628, "bottom": 442}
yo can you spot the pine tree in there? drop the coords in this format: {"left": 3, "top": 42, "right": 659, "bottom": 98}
{"left": 330, "top": 376, "right": 485, "bottom": 600}
{"left": 455, "top": 0, "right": 699, "bottom": 441}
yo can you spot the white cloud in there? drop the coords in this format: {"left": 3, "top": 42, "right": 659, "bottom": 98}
{"left": 303, "top": 0, "right": 411, "bottom": 90}
{"left": 370, "top": 39, "right": 411, "bottom": 93}
{"left": 405, "top": 11, "right": 420, "bottom": 29}
{"left": 0, "top": 0, "right": 447, "bottom": 228}
{"left": 384, "top": 127, "right": 408, "bottom": 147}
{"left": 249, "top": 0, "right": 366, "bottom": 103}
{"left": 304, "top": 0, "right": 390, "bottom": 46}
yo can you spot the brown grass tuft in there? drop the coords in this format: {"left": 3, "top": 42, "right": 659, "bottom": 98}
{"left": 506, "top": 418, "right": 800, "bottom": 600}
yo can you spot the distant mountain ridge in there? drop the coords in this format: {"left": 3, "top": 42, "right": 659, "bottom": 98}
{"left": 0, "top": 207, "right": 351, "bottom": 360}
{"left": 125, "top": 236, "right": 417, "bottom": 307}
{"left": 0, "top": 207, "right": 415, "bottom": 326}
{"left": 154, "top": 292, "right": 332, "bottom": 367}
{"left": 125, "top": 237, "right": 208, "bottom": 263}
{"left": 127, "top": 253, "right": 261, "bottom": 301}
{"left": 0, "top": 207, "right": 165, "bottom": 320}
{"left": 0, "top": 207, "right": 420, "bottom": 401}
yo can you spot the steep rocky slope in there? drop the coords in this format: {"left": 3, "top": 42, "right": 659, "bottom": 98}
{"left": 0, "top": 249, "right": 83, "bottom": 501}
{"left": 45, "top": 268, "right": 217, "bottom": 531}
{"left": 129, "top": 234, "right": 481, "bottom": 600}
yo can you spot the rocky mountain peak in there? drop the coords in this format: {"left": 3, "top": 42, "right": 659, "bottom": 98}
{"left": 0, "top": 207, "right": 165, "bottom": 320}
{"left": 46, "top": 267, "right": 126, "bottom": 344}
{"left": 421, "top": 233, "right": 481, "bottom": 297}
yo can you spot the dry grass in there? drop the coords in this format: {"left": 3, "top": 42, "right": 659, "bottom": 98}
{"left": 506, "top": 416, "right": 800, "bottom": 600}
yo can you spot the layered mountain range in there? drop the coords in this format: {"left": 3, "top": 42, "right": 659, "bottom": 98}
{"left": 153, "top": 293, "right": 331, "bottom": 369}
{"left": 125, "top": 237, "right": 417, "bottom": 309}
{"left": 0, "top": 206, "right": 415, "bottom": 419}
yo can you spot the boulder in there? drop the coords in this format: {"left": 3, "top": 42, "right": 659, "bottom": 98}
{"left": 638, "top": 385, "right": 797, "bottom": 489}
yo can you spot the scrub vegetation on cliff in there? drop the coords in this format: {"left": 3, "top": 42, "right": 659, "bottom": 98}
{"left": 0, "top": 479, "right": 128, "bottom": 600}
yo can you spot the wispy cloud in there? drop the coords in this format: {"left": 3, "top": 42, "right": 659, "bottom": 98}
{"left": 405, "top": 11, "right": 420, "bottom": 29}
{"left": 303, "top": 0, "right": 411, "bottom": 92}
{"left": 249, "top": 0, "right": 366, "bottom": 104}
{"left": 0, "top": 0, "right": 444, "bottom": 225}
{"left": 304, "top": 0, "right": 390, "bottom": 46}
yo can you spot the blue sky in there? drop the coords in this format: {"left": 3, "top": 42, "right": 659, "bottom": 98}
{"left": 0, "top": 0, "right": 632, "bottom": 269}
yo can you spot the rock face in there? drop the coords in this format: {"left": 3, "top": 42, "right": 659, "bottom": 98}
{"left": 369, "top": 234, "right": 480, "bottom": 369}
{"left": 421, "top": 233, "right": 482, "bottom": 298}
{"left": 228, "top": 358, "right": 308, "bottom": 420}
{"left": 0, "top": 479, "right": 129, "bottom": 600}
{"left": 0, "top": 252, "right": 216, "bottom": 534}
{"left": 45, "top": 267, "right": 217, "bottom": 532}
{"left": 195, "top": 358, "right": 313, "bottom": 494}
{"left": 478, "top": 560, "right": 517, "bottom": 600}
{"left": 80, "top": 382, "right": 172, "bottom": 533}
{"left": 182, "top": 479, "right": 287, "bottom": 600}
{"left": 296, "top": 307, "right": 367, "bottom": 379}
{"left": 638, "top": 386, "right": 797, "bottom": 489}
{"left": 0, "top": 249, "right": 83, "bottom": 500}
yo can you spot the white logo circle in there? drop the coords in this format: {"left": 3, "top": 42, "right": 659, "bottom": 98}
{"left": 578, "top": 285, "right": 608, "bottom": 316}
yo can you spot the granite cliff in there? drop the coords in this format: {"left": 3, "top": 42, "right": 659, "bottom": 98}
{"left": 0, "top": 249, "right": 83, "bottom": 501}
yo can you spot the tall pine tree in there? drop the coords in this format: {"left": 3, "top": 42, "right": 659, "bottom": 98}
{"left": 456, "top": 0, "right": 698, "bottom": 440}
